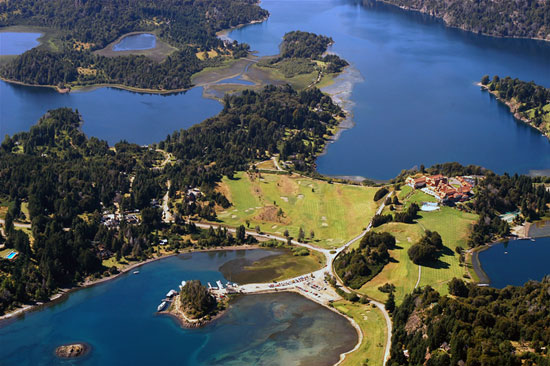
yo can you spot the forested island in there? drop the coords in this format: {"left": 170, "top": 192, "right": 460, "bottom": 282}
{"left": 481, "top": 75, "right": 550, "bottom": 138}
{"left": 375, "top": 0, "right": 550, "bottom": 41}
{"left": 389, "top": 279, "right": 550, "bottom": 366}
{"left": 165, "top": 280, "right": 225, "bottom": 327}
{"left": 0, "top": 0, "right": 267, "bottom": 91}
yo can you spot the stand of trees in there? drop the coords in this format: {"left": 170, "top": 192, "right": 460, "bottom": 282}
{"left": 407, "top": 230, "right": 444, "bottom": 265}
{"left": 389, "top": 279, "right": 550, "bottom": 366}
{"left": 0, "top": 0, "right": 268, "bottom": 90}
{"left": 335, "top": 231, "right": 396, "bottom": 289}
{"left": 376, "top": 0, "right": 550, "bottom": 41}
{"left": 467, "top": 173, "right": 550, "bottom": 247}
{"left": 179, "top": 280, "right": 217, "bottom": 319}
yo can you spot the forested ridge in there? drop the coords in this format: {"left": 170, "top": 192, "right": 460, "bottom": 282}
{"left": 389, "top": 280, "right": 550, "bottom": 366}
{"left": 373, "top": 0, "right": 550, "bottom": 41}
{"left": 0, "top": 0, "right": 268, "bottom": 90}
{"left": 0, "top": 85, "right": 342, "bottom": 314}
{"left": 481, "top": 75, "right": 550, "bottom": 137}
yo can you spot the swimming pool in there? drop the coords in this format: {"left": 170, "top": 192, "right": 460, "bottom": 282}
{"left": 420, "top": 202, "right": 440, "bottom": 212}
{"left": 6, "top": 251, "right": 17, "bottom": 260}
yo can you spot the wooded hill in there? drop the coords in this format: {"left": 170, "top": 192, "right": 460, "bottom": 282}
{"left": 389, "top": 279, "right": 550, "bottom": 366}
{"left": 376, "top": 0, "right": 550, "bottom": 41}
{"left": 0, "top": 0, "right": 267, "bottom": 90}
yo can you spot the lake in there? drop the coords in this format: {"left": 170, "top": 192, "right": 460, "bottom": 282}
{"left": 1, "top": 0, "right": 550, "bottom": 176}
{"left": 478, "top": 237, "right": 550, "bottom": 288}
{"left": 228, "top": 0, "right": 550, "bottom": 180}
{"left": 113, "top": 33, "right": 156, "bottom": 51}
{"left": 0, "top": 250, "right": 357, "bottom": 366}
{"left": 0, "top": 32, "right": 41, "bottom": 55}
{"left": 0, "top": 81, "right": 221, "bottom": 145}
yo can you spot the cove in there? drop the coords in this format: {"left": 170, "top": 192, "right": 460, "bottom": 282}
{"left": 228, "top": 0, "right": 550, "bottom": 179}
{"left": 0, "top": 250, "right": 358, "bottom": 366}
{"left": 0, "top": 32, "right": 41, "bottom": 55}
{"left": 0, "top": 80, "right": 222, "bottom": 145}
{"left": 477, "top": 237, "right": 550, "bottom": 288}
{"left": 113, "top": 33, "right": 156, "bottom": 51}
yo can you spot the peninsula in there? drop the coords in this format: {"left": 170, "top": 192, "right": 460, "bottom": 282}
{"left": 480, "top": 75, "right": 550, "bottom": 139}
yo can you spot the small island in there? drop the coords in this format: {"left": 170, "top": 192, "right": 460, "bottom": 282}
{"left": 55, "top": 343, "right": 89, "bottom": 358}
{"left": 161, "top": 280, "right": 230, "bottom": 328}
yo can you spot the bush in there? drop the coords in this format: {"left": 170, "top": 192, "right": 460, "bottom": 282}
{"left": 374, "top": 187, "right": 389, "bottom": 201}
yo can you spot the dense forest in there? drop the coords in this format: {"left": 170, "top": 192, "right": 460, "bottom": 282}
{"left": 389, "top": 279, "right": 550, "bottom": 366}
{"left": 481, "top": 75, "right": 550, "bottom": 137}
{"left": 335, "top": 231, "right": 395, "bottom": 289}
{"left": 0, "top": 0, "right": 268, "bottom": 90}
{"left": 374, "top": 0, "right": 550, "bottom": 41}
{"left": 161, "top": 84, "right": 343, "bottom": 194}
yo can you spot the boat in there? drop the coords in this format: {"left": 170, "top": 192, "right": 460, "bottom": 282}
{"left": 504, "top": 251, "right": 508, "bottom": 254}
{"left": 133, "top": 270, "right": 140, "bottom": 274}
{"left": 157, "top": 301, "right": 167, "bottom": 312}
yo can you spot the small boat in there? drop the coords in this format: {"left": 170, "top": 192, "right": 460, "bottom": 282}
{"left": 157, "top": 301, "right": 167, "bottom": 312}
{"left": 133, "top": 270, "right": 140, "bottom": 275}
{"left": 504, "top": 251, "right": 508, "bottom": 254}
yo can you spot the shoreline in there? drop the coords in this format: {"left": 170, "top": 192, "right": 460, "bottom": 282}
{"left": 0, "top": 244, "right": 262, "bottom": 323}
{"left": 478, "top": 82, "right": 549, "bottom": 139}
{"left": 375, "top": 0, "right": 549, "bottom": 43}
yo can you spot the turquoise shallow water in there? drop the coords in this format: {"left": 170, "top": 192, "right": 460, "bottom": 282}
{"left": 479, "top": 237, "right": 550, "bottom": 288}
{"left": 0, "top": 250, "right": 357, "bottom": 366}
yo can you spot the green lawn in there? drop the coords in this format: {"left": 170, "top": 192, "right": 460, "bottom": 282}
{"left": 357, "top": 203, "right": 477, "bottom": 304}
{"left": 217, "top": 172, "right": 379, "bottom": 249}
{"left": 333, "top": 301, "right": 386, "bottom": 366}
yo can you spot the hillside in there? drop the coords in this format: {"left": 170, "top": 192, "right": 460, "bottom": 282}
{"left": 377, "top": 0, "right": 550, "bottom": 41}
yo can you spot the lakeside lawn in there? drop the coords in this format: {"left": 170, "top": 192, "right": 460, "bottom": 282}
{"left": 357, "top": 202, "right": 477, "bottom": 304}
{"left": 216, "top": 171, "right": 379, "bottom": 249}
{"left": 333, "top": 300, "right": 386, "bottom": 366}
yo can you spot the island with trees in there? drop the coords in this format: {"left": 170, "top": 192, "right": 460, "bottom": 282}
{"left": 164, "top": 280, "right": 226, "bottom": 327}
{"left": 377, "top": 0, "right": 550, "bottom": 41}
{"left": 480, "top": 75, "right": 550, "bottom": 139}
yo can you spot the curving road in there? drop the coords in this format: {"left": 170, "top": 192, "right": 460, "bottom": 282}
{"left": 162, "top": 188, "right": 394, "bottom": 366}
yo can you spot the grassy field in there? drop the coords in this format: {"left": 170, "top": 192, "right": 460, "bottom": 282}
{"left": 357, "top": 201, "right": 478, "bottom": 304}
{"left": 216, "top": 172, "right": 379, "bottom": 249}
{"left": 333, "top": 301, "right": 386, "bottom": 366}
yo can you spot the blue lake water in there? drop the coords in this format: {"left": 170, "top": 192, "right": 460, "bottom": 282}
{"left": 113, "top": 33, "right": 156, "bottom": 51}
{"left": 1, "top": 0, "right": 549, "bottom": 175}
{"left": 478, "top": 237, "right": 550, "bottom": 288}
{"left": 0, "top": 250, "right": 357, "bottom": 366}
{"left": 0, "top": 81, "right": 221, "bottom": 145}
{"left": 228, "top": 0, "right": 550, "bottom": 179}
{"left": 0, "top": 32, "right": 41, "bottom": 55}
